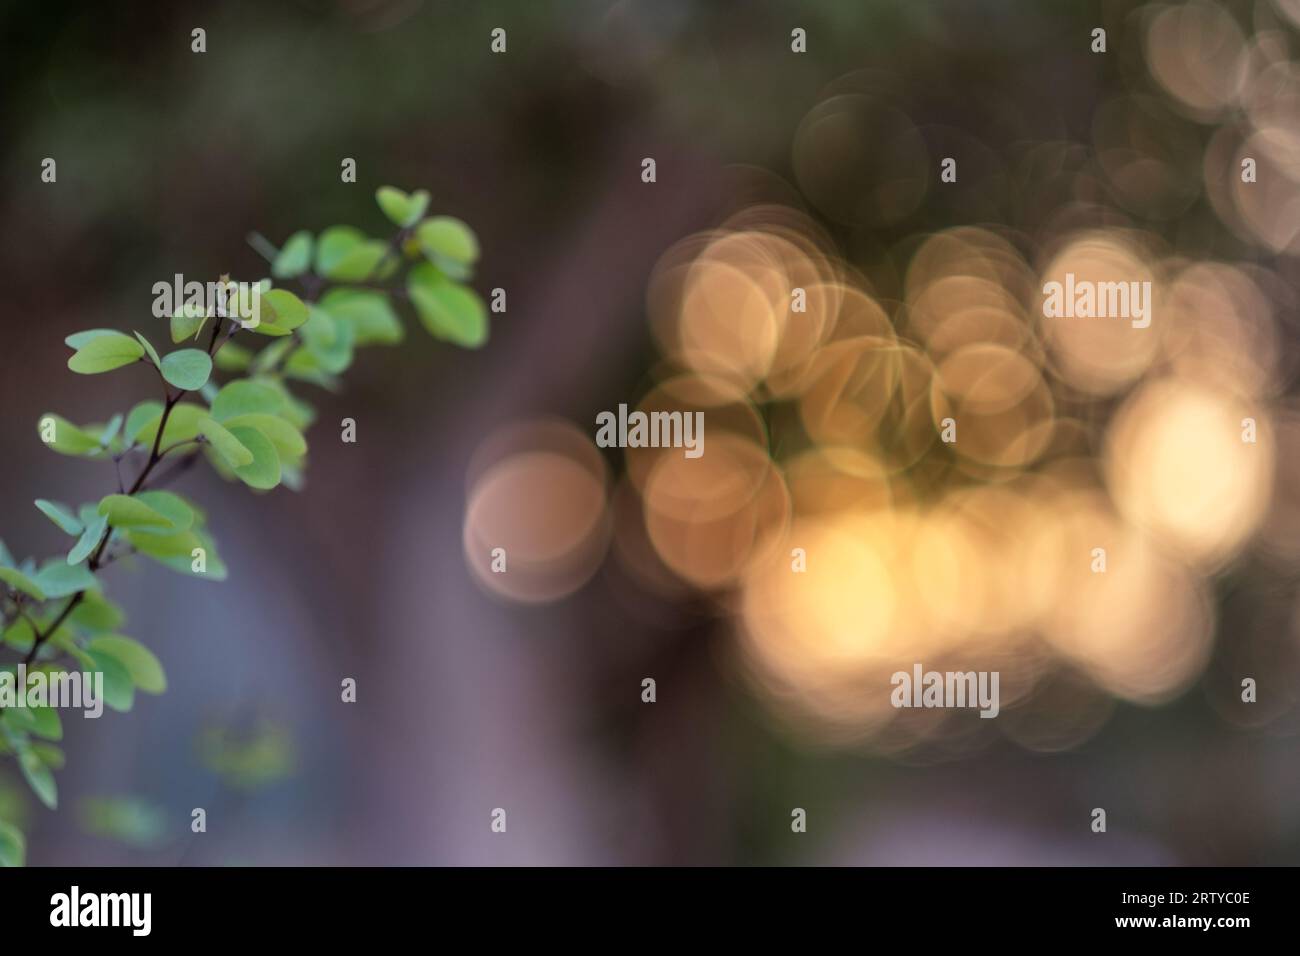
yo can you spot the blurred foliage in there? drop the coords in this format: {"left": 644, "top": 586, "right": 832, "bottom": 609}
{"left": 197, "top": 719, "right": 295, "bottom": 792}
{"left": 77, "top": 795, "right": 169, "bottom": 850}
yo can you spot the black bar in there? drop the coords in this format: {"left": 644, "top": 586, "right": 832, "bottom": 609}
{"left": 0, "top": 866, "right": 1277, "bottom": 941}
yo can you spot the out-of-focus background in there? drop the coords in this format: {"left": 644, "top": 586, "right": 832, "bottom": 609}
{"left": 2, "top": 0, "right": 1299, "bottom": 865}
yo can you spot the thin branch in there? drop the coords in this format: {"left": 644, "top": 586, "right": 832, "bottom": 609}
{"left": 18, "top": 388, "right": 187, "bottom": 667}
{"left": 5, "top": 201, "right": 446, "bottom": 822}
{"left": 207, "top": 311, "right": 224, "bottom": 353}
{"left": 127, "top": 391, "right": 181, "bottom": 495}
{"left": 246, "top": 232, "right": 280, "bottom": 264}
{"left": 212, "top": 318, "right": 240, "bottom": 356}
{"left": 94, "top": 540, "right": 137, "bottom": 571}
{"left": 21, "top": 592, "right": 84, "bottom": 667}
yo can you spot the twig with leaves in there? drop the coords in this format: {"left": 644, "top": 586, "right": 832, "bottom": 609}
{"left": 0, "top": 186, "right": 486, "bottom": 866}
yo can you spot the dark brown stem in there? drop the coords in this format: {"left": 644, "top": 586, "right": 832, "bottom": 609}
{"left": 20, "top": 592, "right": 84, "bottom": 667}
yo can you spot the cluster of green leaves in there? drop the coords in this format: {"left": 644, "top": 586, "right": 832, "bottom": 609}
{"left": 0, "top": 187, "right": 486, "bottom": 865}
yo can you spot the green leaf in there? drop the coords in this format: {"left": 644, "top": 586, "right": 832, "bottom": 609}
{"left": 132, "top": 402, "right": 208, "bottom": 448}
{"left": 34, "top": 500, "right": 83, "bottom": 536}
{"left": 132, "top": 491, "right": 194, "bottom": 534}
{"left": 0, "top": 819, "right": 25, "bottom": 867}
{"left": 223, "top": 414, "right": 307, "bottom": 463}
{"left": 214, "top": 341, "right": 253, "bottom": 372}
{"left": 99, "top": 414, "right": 124, "bottom": 447}
{"left": 315, "top": 226, "right": 366, "bottom": 274}
{"left": 314, "top": 225, "right": 395, "bottom": 282}
{"left": 0, "top": 568, "right": 45, "bottom": 601}
{"left": 27, "top": 707, "right": 63, "bottom": 742}
{"left": 282, "top": 393, "right": 317, "bottom": 431}
{"left": 297, "top": 307, "right": 355, "bottom": 374}
{"left": 281, "top": 353, "right": 340, "bottom": 388}
{"left": 65, "top": 328, "right": 122, "bottom": 349}
{"left": 233, "top": 377, "right": 315, "bottom": 430}
{"left": 86, "top": 650, "right": 134, "bottom": 713}
{"left": 77, "top": 422, "right": 122, "bottom": 455}
{"left": 248, "top": 337, "right": 294, "bottom": 374}
{"left": 128, "top": 528, "right": 200, "bottom": 559}
{"left": 18, "top": 752, "right": 57, "bottom": 810}
{"left": 256, "top": 288, "right": 310, "bottom": 336}
{"left": 324, "top": 241, "right": 389, "bottom": 282}
{"left": 133, "top": 331, "right": 162, "bottom": 369}
{"left": 31, "top": 743, "right": 65, "bottom": 770}
{"left": 408, "top": 263, "right": 488, "bottom": 348}
{"left": 87, "top": 636, "right": 166, "bottom": 694}
{"left": 272, "top": 231, "right": 314, "bottom": 279}
{"left": 299, "top": 305, "right": 338, "bottom": 348}
{"left": 67, "top": 331, "right": 145, "bottom": 374}
{"left": 69, "top": 590, "right": 123, "bottom": 632}
{"left": 131, "top": 529, "right": 226, "bottom": 581}
{"left": 211, "top": 380, "right": 285, "bottom": 421}
{"left": 226, "top": 425, "right": 281, "bottom": 490}
{"left": 3, "top": 703, "right": 41, "bottom": 736}
{"left": 56, "top": 644, "right": 96, "bottom": 671}
{"left": 160, "top": 349, "right": 212, "bottom": 391}
{"left": 96, "top": 494, "right": 173, "bottom": 531}
{"left": 198, "top": 416, "right": 253, "bottom": 468}
{"left": 124, "top": 401, "right": 163, "bottom": 444}
{"left": 417, "top": 216, "right": 479, "bottom": 277}
{"left": 280, "top": 462, "right": 304, "bottom": 492}
{"left": 67, "top": 514, "right": 108, "bottom": 565}
{"left": 261, "top": 286, "right": 309, "bottom": 330}
{"left": 170, "top": 303, "right": 208, "bottom": 344}
{"left": 33, "top": 560, "right": 96, "bottom": 599}
{"left": 2, "top": 617, "right": 34, "bottom": 653}
{"left": 376, "top": 186, "right": 430, "bottom": 228}
{"left": 318, "top": 289, "right": 404, "bottom": 345}
{"left": 37, "top": 414, "right": 102, "bottom": 456}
